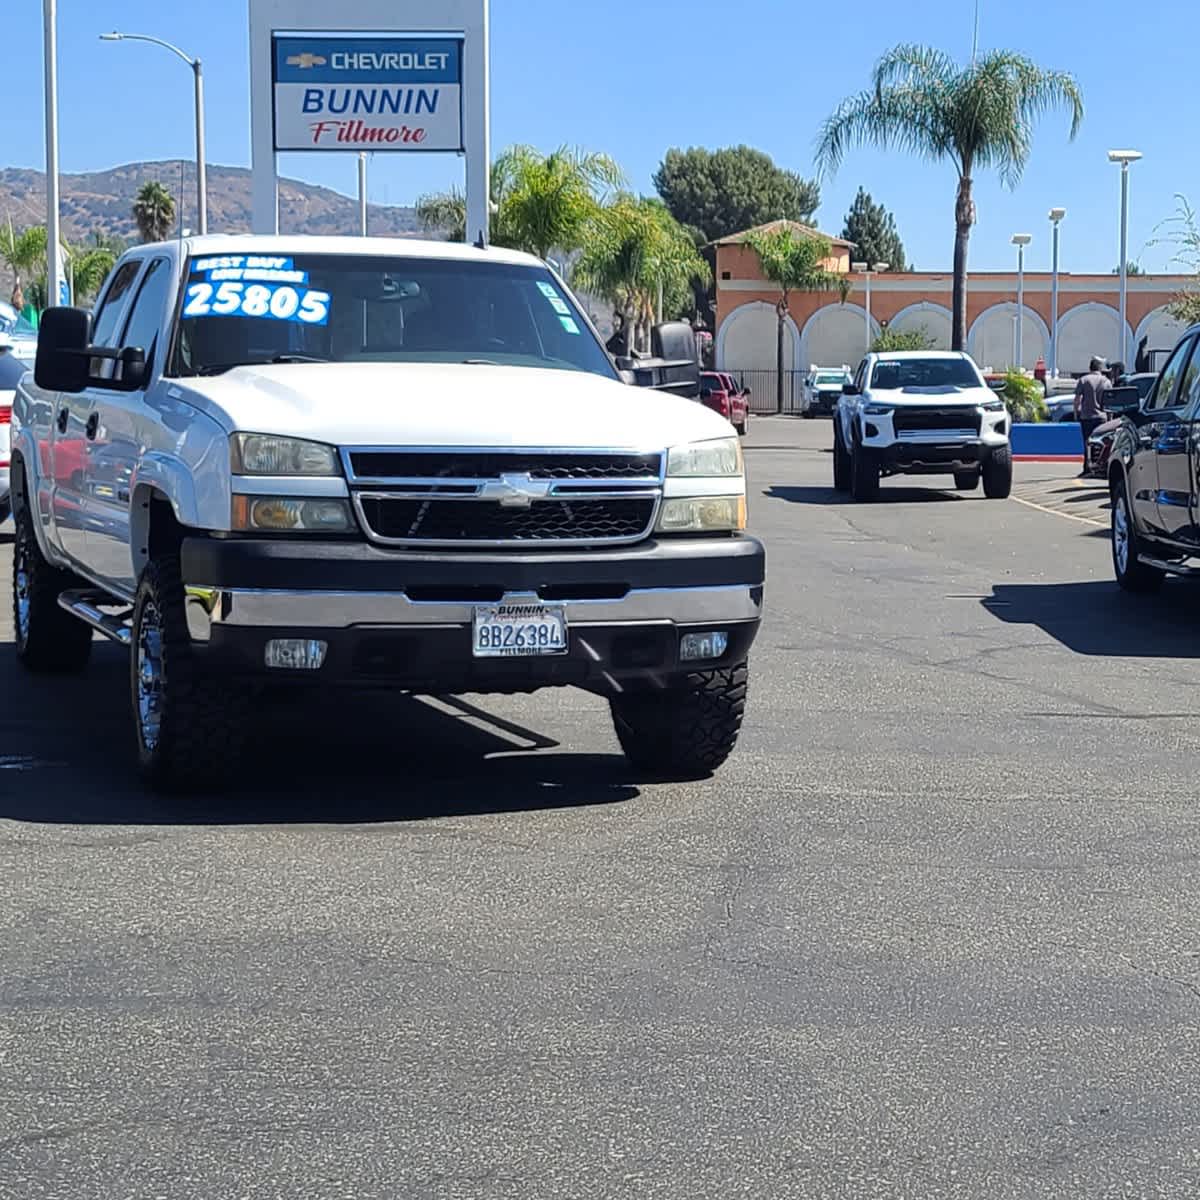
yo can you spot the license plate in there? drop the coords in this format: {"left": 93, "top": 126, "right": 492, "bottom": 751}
{"left": 472, "top": 603, "right": 568, "bottom": 658}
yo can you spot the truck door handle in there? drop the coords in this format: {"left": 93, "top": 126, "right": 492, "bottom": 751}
{"left": 56, "top": 406, "right": 69, "bottom": 434}
{"left": 85, "top": 413, "right": 99, "bottom": 441}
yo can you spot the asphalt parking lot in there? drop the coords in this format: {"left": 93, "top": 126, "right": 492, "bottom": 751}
{"left": 3, "top": 416, "right": 1200, "bottom": 1199}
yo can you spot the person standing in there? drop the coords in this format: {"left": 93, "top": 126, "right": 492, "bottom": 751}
{"left": 10, "top": 283, "right": 38, "bottom": 331}
{"left": 1074, "top": 355, "right": 1112, "bottom": 476}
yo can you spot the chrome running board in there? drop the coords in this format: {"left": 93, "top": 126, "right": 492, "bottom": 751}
{"left": 58, "top": 590, "right": 133, "bottom": 646}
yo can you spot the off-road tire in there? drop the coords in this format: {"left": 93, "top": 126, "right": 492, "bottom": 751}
{"left": 833, "top": 424, "right": 852, "bottom": 491}
{"left": 611, "top": 662, "right": 748, "bottom": 778}
{"left": 982, "top": 445, "right": 1013, "bottom": 499}
{"left": 13, "top": 502, "right": 94, "bottom": 673}
{"left": 132, "top": 553, "right": 250, "bottom": 792}
{"left": 1111, "top": 475, "right": 1164, "bottom": 594}
{"left": 851, "top": 440, "right": 881, "bottom": 503}
{"left": 735, "top": 412, "right": 749, "bottom": 437}
{"left": 954, "top": 470, "right": 980, "bottom": 491}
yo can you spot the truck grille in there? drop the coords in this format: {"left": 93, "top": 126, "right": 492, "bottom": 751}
{"left": 345, "top": 448, "right": 665, "bottom": 547}
{"left": 348, "top": 451, "right": 664, "bottom": 482}
{"left": 357, "top": 496, "right": 657, "bottom": 544}
{"left": 893, "top": 407, "right": 982, "bottom": 436}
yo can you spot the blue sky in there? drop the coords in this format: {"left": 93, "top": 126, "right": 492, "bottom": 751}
{"left": 7, "top": 0, "right": 1196, "bottom": 272}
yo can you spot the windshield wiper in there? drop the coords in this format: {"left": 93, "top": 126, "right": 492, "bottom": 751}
{"left": 192, "top": 353, "right": 330, "bottom": 377}
{"left": 462, "top": 358, "right": 500, "bottom": 365}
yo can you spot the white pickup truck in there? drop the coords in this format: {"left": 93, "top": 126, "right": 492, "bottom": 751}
{"left": 12, "top": 236, "right": 764, "bottom": 791}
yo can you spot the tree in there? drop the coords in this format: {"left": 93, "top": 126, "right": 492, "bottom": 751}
{"left": 133, "top": 181, "right": 176, "bottom": 243}
{"left": 1155, "top": 196, "right": 1200, "bottom": 326}
{"left": 653, "top": 146, "right": 820, "bottom": 243}
{"left": 417, "top": 145, "right": 622, "bottom": 259}
{"left": 872, "top": 326, "right": 932, "bottom": 352}
{"left": 816, "top": 45, "right": 1083, "bottom": 350}
{"left": 842, "top": 188, "right": 907, "bottom": 271}
{"left": 0, "top": 222, "right": 46, "bottom": 287}
{"left": 573, "top": 196, "right": 711, "bottom": 353}
{"left": 1113, "top": 261, "right": 1143, "bottom": 275}
{"left": 743, "top": 224, "right": 846, "bottom": 413}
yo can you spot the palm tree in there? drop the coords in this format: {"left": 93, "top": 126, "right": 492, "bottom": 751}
{"left": 743, "top": 223, "right": 845, "bottom": 413}
{"left": 418, "top": 145, "right": 622, "bottom": 259}
{"left": 573, "top": 196, "right": 710, "bottom": 354}
{"left": 0, "top": 222, "right": 47, "bottom": 288}
{"left": 816, "top": 45, "right": 1083, "bottom": 350}
{"left": 133, "top": 181, "right": 176, "bottom": 243}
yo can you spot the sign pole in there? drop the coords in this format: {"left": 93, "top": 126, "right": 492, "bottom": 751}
{"left": 44, "top": 0, "right": 64, "bottom": 309}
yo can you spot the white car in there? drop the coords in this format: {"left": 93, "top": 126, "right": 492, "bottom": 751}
{"left": 12, "top": 235, "right": 764, "bottom": 791}
{"left": 802, "top": 366, "right": 851, "bottom": 417}
{"left": 832, "top": 350, "right": 1012, "bottom": 502}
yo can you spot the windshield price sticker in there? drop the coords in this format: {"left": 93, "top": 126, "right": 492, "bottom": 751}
{"left": 191, "top": 255, "right": 309, "bottom": 284}
{"left": 183, "top": 280, "right": 331, "bottom": 326}
{"left": 548, "top": 297, "right": 570, "bottom": 315}
{"left": 536, "top": 282, "right": 559, "bottom": 298}
{"left": 559, "top": 316, "right": 581, "bottom": 335}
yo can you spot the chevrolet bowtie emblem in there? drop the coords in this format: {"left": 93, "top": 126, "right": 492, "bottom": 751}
{"left": 286, "top": 53, "right": 327, "bottom": 69}
{"left": 479, "top": 473, "right": 553, "bottom": 508}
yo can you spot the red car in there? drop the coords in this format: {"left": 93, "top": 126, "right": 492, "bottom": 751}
{"left": 699, "top": 372, "right": 751, "bottom": 436}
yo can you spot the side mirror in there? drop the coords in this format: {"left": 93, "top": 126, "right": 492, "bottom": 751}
{"left": 34, "top": 307, "right": 91, "bottom": 393}
{"left": 32, "top": 307, "right": 148, "bottom": 394}
{"left": 743, "top": 387, "right": 752, "bottom": 398}
{"left": 988, "top": 379, "right": 1008, "bottom": 392}
{"left": 842, "top": 382, "right": 860, "bottom": 396}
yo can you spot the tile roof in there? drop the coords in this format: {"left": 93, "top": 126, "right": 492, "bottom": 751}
{"left": 711, "top": 219, "right": 856, "bottom": 249}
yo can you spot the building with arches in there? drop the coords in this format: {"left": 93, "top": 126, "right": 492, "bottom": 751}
{"left": 713, "top": 222, "right": 1194, "bottom": 398}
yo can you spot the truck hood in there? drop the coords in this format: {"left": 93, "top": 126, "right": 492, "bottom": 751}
{"left": 174, "top": 362, "right": 733, "bottom": 449}
{"left": 869, "top": 385, "right": 994, "bottom": 406}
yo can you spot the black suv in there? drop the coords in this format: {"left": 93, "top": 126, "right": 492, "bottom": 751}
{"left": 1108, "top": 324, "right": 1200, "bottom": 592}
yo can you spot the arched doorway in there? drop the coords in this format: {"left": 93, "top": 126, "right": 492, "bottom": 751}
{"left": 801, "top": 302, "right": 874, "bottom": 373}
{"left": 968, "top": 303, "right": 1050, "bottom": 372}
{"left": 1134, "top": 306, "right": 1189, "bottom": 368}
{"left": 1056, "top": 303, "right": 1126, "bottom": 375}
{"left": 888, "top": 302, "right": 953, "bottom": 350}
{"left": 717, "top": 300, "right": 801, "bottom": 411}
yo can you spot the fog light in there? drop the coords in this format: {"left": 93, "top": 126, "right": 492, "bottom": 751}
{"left": 264, "top": 638, "right": 328, "bottom": 670}
{"left": 680, "top": 631, "right": 729, "bottom": 662}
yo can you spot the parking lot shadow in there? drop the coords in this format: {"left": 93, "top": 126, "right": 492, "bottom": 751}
{"left": 765, "top": 485, "right": 964, "bottom": 506}
{"left": 982, "top": 580, "right": 1200, "bottom": 658}
{"left": 0, "top": 643, "right": 642, "bottom": 824}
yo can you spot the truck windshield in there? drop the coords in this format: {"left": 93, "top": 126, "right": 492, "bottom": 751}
{"left": 870, "top": 358, "right": 981, "bottom": 390}
{"left": 171, "top": 253, "right": 617, "bottom": 379}
{"left": 815, "top": 372, "right": 847, "bottom": 386}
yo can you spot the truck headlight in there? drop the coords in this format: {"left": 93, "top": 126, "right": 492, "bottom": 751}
{"left": 232, "top": 496, "right": 354, "bottom": 533}
{"left": 982, "top": 399, "right": 1006, "bottom": 412}
{"left": 667, "top": 437, "right": 743, "bottom": 477}
{"left": 862, "top": 403, "right": 893, "bottom": 416}
{"left": 231, "top": 433, "right": 340, "bottom": 476}
{"left": 656, "top": 496, "right": 746, "bottom": 533}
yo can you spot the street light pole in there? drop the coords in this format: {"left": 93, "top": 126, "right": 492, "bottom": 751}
{"left": 1108, "top": 150, "right": 1142, "bottom": 366}
{"left": 852, "top": 261, "right": 890, "bottom": 352}
{"left": 1048, "top": 209, "right": 1066, "bottom": 377}
{"left": 1011, "top": 234, "right": 1032, "bottom": 369}
{"left": 101, "top": 32, "right": 207, "bottom": 235}
{"left": 44, "top": 0, "right": 63, "bottom": 308}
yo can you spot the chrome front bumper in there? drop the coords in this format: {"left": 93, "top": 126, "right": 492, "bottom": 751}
{"left": 185, "top": 583, "right": 763, "bottom": 641}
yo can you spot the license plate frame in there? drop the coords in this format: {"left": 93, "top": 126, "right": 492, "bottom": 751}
{"left": 471, "top": 602, "right": 569, "bottom": 658}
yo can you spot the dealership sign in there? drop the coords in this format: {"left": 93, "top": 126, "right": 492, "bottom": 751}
{"left": 272, "top": 35, "right": 463, "bottom": 151}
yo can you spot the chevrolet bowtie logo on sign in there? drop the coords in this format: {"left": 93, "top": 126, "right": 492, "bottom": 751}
{"left": 285, "top": 53, "right": 327, "bottom": 69}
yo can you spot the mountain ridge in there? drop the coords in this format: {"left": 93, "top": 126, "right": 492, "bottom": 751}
{"left": 0, "top": 159, "right": 424, "bottom": 244}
